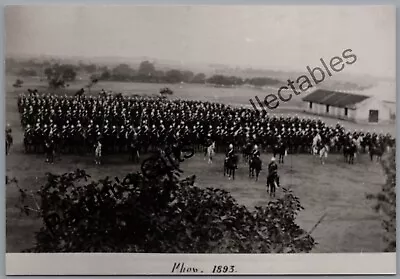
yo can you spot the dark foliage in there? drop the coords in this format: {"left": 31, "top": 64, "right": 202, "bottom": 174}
{"left": 13, "top": 163, "right": 315, "bottom": 253}
{"left": 160, "top": 87, "right": 174, "bottom": 96}
{"left": 13, "top": 79, "right": 24, "bottom": 88}
{"left": 44, "top": 64, "right": 77, "bottom": 89}
{"left": 206, "top": 75, "right": 244, "bottom": 87}
{"left": 367, "top": 145, "right": 396, "bottom": 252}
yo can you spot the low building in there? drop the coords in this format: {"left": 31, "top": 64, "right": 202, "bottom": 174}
{"left": 302, "top": 82, "right": 396, "bottom": 124}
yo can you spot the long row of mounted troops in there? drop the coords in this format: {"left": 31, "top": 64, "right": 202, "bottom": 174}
{"left": 17, "top": 91, "right": 395, "bottom": 157}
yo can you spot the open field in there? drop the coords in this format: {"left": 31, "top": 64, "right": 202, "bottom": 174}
{"left": 6, "top": 77, "right": 390, "bottom": 253}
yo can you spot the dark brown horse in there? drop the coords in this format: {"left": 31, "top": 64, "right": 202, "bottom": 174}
{"left": 272, "top": 142, "right": 286, "bottom": 164}
{"left": 224, "top": 155, "right": 238, "bottom": 180}
{"left": 369, "top": 143, "right": 385, "bottom": 162}
{"left": 266, "top": 172, "right": 279, "bottom": 198}
{"left": 6, "top": 132, "right": 13, "bottom": 155}
{"left": 249, "top": 156, "right": 262, "bottom": 181}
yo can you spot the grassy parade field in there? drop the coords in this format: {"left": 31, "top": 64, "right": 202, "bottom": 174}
{"left": 5, "top": 76, "right": 389, "bottom": 253}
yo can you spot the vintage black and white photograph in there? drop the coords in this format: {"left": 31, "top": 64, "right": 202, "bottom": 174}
{"left": 4, "top": 4, "right": 396, "bottom": 274}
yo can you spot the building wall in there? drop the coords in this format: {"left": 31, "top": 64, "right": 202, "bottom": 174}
{"left": 354, "top": 97, "right": 391, "bottom": 123}
{"left": 303, "top": 101, "right": 355, "bottom": 121}
{"left": 384, "top": 101, "right": 396, "bottom": 121}
{"left": 303, "top": 97, "right": 393, "bottom": 124}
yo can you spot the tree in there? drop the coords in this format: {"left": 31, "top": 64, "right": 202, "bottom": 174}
{"left": 367, "top": 145, "right": 396, "bottom": 252}
{"left": 59, "top": 64, "right": 77, "bottom": 82}
{"left": 160, "top": 87, "right": 173, "bottom": 96}
{"left": 43, "top": 64, "right": 77, "bottom": 89}
{"left": 111, "top": 64, "right": 135, "bottom": 81}
{"left": 100, "top": 69, "right": 111, "bottom": 80}
{"left": 182, "top": 70, "right": 194, "bottom": 83}
{"left": 13, "top": 79, "right": 24, "bottom": 88}
{"left": 137, "top": 61, "right": 156, "bottom": 77}
{"left": 191, "top": 73, "right": 206, "bottom": 84}
{"left": 165, "top": 69, "right": 183, "bottom": 83}
{"left": 152, "top": 70, "right": 165, "bottom": 83}
{"left": 86, "top": 75, "right": 99, "bottom": 93}
{"left": 83, "top": 64, "right": 97, "bottom": 74}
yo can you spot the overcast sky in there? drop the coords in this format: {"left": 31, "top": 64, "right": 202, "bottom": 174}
{"left": 5, "top": 5, "right": 396, "bottom": 78}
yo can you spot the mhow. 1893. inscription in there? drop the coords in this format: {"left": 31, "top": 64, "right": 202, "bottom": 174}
{"left": 171, "top": 262, "right": 237, "bottom": 274}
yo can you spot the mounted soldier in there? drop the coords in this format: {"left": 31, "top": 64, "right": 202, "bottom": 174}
{"left": 267, "top": 157, "right": 280, "bottom": 197}
{"left": 249, "top": 145, "right": 262, "bottom": 181}
{"left": 5, "top": 123, "right": 13, "bottom": 155}
{"left": 224, "top": 143, "right": 238, "bottom": 180}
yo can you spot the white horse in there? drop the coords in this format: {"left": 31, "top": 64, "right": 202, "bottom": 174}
{"left": 206, "top": 141, "right": 216, "bottom": 164}
{"left": 330, "top": 135, "right": 339, "bottom": 153}
{"left": 318, "top": 144, "right": 329, "bottom": 165}
{"left": 95, "top": 141, "right": 102, "bottom": 165}
{"left": 311, "top": 134, "right": 322, "bottom": 155}
{"left": 354, "top": 136, "right": 363, "bottom": 159}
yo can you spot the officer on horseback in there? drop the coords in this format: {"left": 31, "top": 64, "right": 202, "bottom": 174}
{"left": 252, "top": 144, "right": 260, "bottom": 158}
{"left": 267, "top": 157, "right": 280, "bottom": 196}
{"left": 226, "top": 143, "right": 234, "bottom": 159}
{"left": 6, "top": 123, "right": 12, "bottom": 134}
{"left": 268, "top": 157, "right": 279, "bottom": 180}
{"left": 5, "top": 123, "right": 13, "bottom": 155}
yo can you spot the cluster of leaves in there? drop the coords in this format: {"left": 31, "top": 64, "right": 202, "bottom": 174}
{"left": 44, "top": 64, "right": 77, "bottom": 89}
{"left": 160, "top": 87, "right": 174, "bottom": 96}
{"left": 13, "top": 166, "right": 315, "bottom": 253}
{"left": 367, "top": 145, "right": 396, "bottom": 252}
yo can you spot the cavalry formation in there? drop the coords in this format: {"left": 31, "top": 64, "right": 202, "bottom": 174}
{"left": 9, "top": 89, "right": 396, "bottom": 196}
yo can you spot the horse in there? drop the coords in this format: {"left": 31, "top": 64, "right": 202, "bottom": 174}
{"left": 224, "top": 155, "right": 238, "bottom": 180}
{"left": 343, "top": 142, "right": 357, "bottom": 164}
{"left": 354, "top": 136, "right": 363, "bottom": 156}
{"left": 369, "top": 143, "right": 384, "bottom": 162}
{"left": 266, "top": 172, "right": 279, "bottom": 198}
{"left": 129, "top": 141, "right": 140, "bottom": 163}
{"left": 330, "top": 135, "right": 340, "bottom": 153}
{"left": 206, "top": 141, "right": 215, "bottom": 164}
{"left": 94, "top": 141, "right": 102, "bottom": 165}
{"left": 272, "top": 142, "right": 286, "bottom": 164}
{"left": 242, "top": 142, "right": 253, "bottom": 164}
{"left": 318, "top": 144, "right": 329, "bottom": 165}
{"left": 249, "top": 156, "right": 262, "bottom": 181}
{"left": 44, "top": 140, "right": 55, "bottom": 164}
{"left": 6, "top": 132, "right": 13, "bottom": 155}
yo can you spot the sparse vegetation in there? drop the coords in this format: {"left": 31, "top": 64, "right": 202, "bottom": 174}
{"left": 367, "top": 145, "right": 396, "bottom": 252}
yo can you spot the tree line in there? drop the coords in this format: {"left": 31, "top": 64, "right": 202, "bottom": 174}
{"left": 7, "top": 58, "right": 284, "bottom": 88}
{"left": 97, "top": 61, "right": 282, "bottom": 87}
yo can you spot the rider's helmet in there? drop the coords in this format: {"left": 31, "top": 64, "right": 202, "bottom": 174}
{"left": 229, "top": 144, "right": 233, "bottom": 149}
{"left": 254, "top": 145, "right": 258, "bottom": 150}
{"left": 271, "top": 157, "right": 276, "bottom": 162}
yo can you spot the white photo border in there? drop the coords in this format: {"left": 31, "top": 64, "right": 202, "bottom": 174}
{"left": 1, "top": 0, "right": 398, "bottom": 277}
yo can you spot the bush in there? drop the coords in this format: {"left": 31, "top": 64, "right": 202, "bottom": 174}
{"left": 367, "top": 145, "right": 396, "bottom": 252}
{"left": 13, "top": 167, "right": 315, "bottom": 253}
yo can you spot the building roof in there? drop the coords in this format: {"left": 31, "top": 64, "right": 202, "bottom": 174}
{"left": 302, "top": 89, "right": 370, "bottom": 109}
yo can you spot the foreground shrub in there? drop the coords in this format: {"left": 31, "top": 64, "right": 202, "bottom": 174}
{"left": 13, "top": 169, "right": 315, "bottom": 253}
{"left": 367, "top": 146, "right": 396, "bottom": 252}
